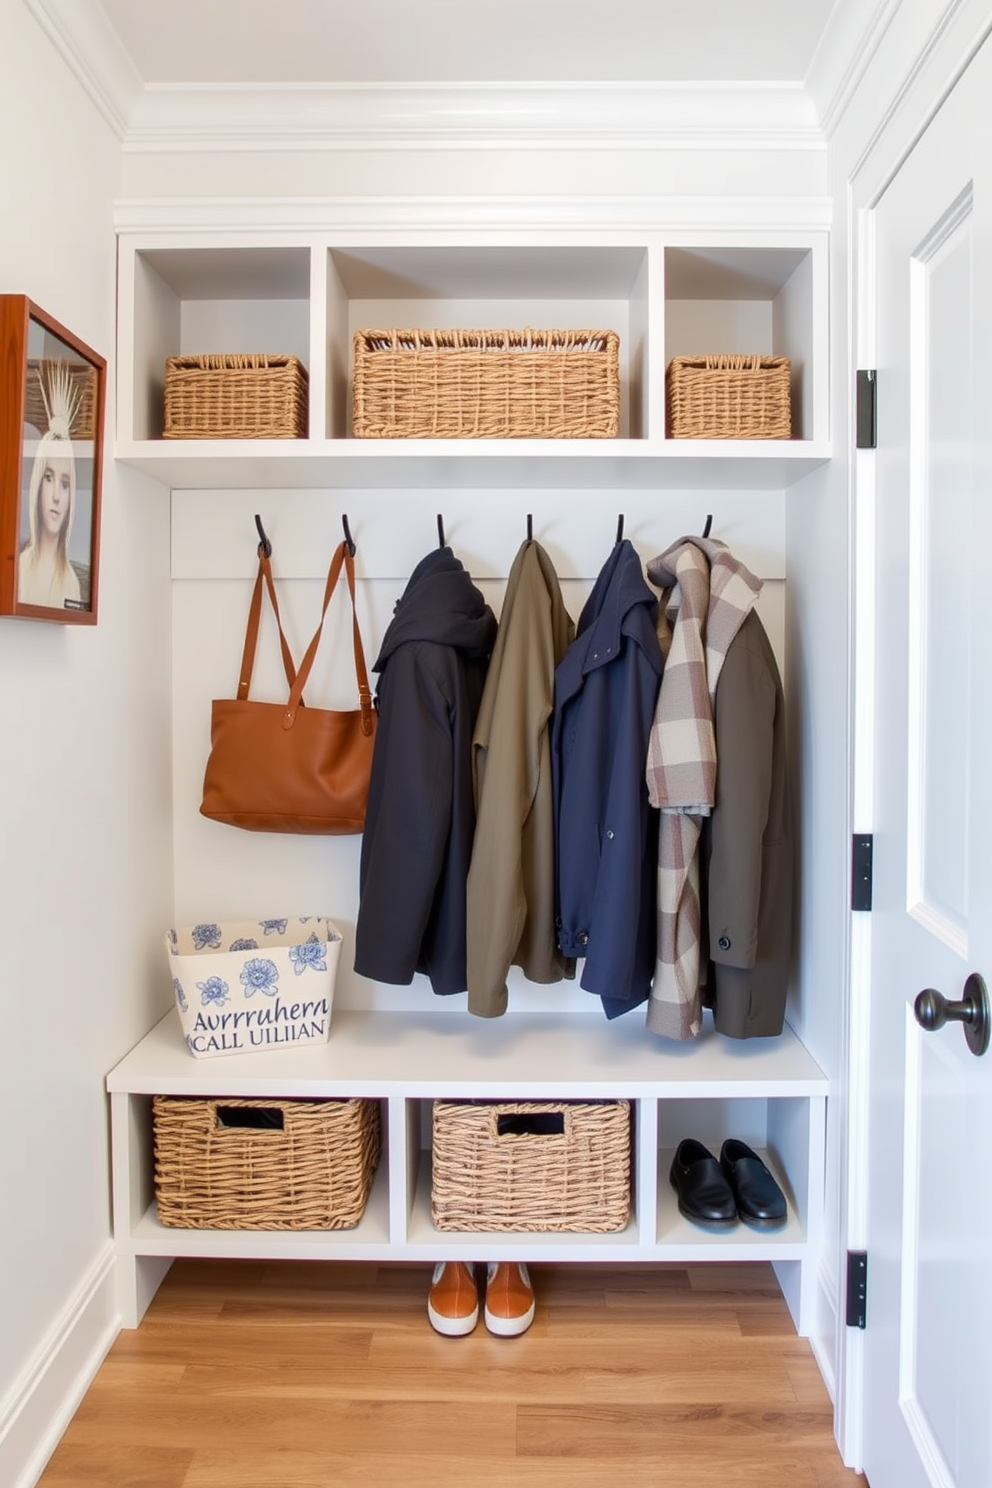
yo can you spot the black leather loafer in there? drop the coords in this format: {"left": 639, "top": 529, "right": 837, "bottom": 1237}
{"left": 669, "top": 1138, "right": 737, "bottom": 1228}
{"left": 720, "top": 1139, "right": 788, "bottom": 1228}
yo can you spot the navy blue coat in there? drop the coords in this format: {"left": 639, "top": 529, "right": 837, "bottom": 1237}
{"left": 355, "top": 547, "right": 497, "bottom": 996}
{"left": 551, "top": 539, "right": 663, "bottom": 1018}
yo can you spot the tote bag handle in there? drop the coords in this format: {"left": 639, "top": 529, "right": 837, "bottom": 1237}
{"left": 284, "top": 542, "right": 375, "bottom": 733}
{"left": 236, "top": 547, "right": 300, "bottom": 701}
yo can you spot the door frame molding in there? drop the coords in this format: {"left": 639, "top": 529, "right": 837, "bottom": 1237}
{"left": 837, "top": 2, "right": 992, "bottom": 1468}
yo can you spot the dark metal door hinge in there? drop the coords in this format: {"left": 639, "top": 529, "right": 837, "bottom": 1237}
{"left": 846, "top": 1250, "right": 868, "bottom": 1329}
{"left": 852, "top": 833, "right": 873, "bottom": 912}
{"left": 856, "top": 370, "right": 877, "bottom": 449}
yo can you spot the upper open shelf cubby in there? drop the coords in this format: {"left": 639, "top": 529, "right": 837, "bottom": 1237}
{"left": 126, "top": 245, "right": 312, "bottom": 443}
{"left": 325, "top": 244, "right": 650, "bottom": 441}
{"left": 664, "top": 246, "right": 817, "bottom": 445}
{"left": 116, "top": 233, "right": 829, "bottom": 490}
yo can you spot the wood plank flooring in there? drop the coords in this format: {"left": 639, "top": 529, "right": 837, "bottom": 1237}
{"left": 37, "top": 1259, "right": 867, "bottom": 1487}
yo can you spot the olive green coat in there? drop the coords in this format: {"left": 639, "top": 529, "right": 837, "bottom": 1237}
{"left": 466, "top": 540, "right": 575, "bottom": 1018}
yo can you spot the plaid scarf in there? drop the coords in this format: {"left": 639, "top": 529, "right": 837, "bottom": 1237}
{"left": 644, "top": 538, "right": 761, "bottom": 1040}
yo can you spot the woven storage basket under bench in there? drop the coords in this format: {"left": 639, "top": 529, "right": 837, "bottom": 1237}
{"left": 163, "top": 353, "right": 309, "bottom": 439}
{"left": 352, "top": 327, "right": 620, "bottom": 439}
{"left": 152, "top": 1094, "right": 381, "bottom": 1230}
{"left": 666, "top": 353, "right": 792, "bottom": 439}
{"left": 431, "top": 1099, "right": 632, "bottom": 1233}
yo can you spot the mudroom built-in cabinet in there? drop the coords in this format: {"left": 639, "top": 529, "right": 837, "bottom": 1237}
{"left": 107, "top": 215, "right": 831, "bottom": 1343}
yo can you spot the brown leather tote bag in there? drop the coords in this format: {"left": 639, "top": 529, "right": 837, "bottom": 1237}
{"left": 200, "top": 540, "right": 376, "bottom": 833}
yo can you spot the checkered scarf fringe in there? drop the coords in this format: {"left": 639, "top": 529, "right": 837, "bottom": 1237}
{"left": 644, "top": 539, "right": 761, "bottom": 1040}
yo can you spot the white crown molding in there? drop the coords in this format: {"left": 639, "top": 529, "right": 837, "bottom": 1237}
{"left": 804, "top": 0, "right": 972, "bottom": 140}
{"left": 23, "top": 3, "right": 825, "bottom": 154}
{"left": 123, "top": 81, "right": 823, "bottom": 153}
{"left": 113, "top": 194, "right": 832, "bottom": 237}
{"left": 23, "top": 0, "right": 143, "bottom": 138}
{"left": 846, "top": 0, "right": 992, "bottom": 197}
{"left": 804, "top": 0, "right": 902, "bottom": 138}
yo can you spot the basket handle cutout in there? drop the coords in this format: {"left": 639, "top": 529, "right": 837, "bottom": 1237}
{"left": 215, "top": 1105, "right": 285, "bottom": 1131}
{"left": 496, "top": 1111, "right": 565, "bottom": 1138}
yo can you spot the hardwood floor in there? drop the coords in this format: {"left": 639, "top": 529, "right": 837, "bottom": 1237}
{"left": 38, "top": 1260, "right": 867, "bottom": 1487}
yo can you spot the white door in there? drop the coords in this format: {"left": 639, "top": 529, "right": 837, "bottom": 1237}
{"left": 862, "top": 37, "right": 992, "bottom": 1488}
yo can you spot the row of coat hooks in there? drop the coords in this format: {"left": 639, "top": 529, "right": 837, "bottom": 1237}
{"left": 440, "top": 513, "right": 713, "bottom": 546}
{"left": 253, "top": 510, "right": 714, "bottom": 558}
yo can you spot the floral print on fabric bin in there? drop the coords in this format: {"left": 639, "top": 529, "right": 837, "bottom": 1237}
{"left": 166, "top": 917, "right": 342, "bottom": 1060}
{"left": 240, "top": 958, "right": 280, "bottom": 997}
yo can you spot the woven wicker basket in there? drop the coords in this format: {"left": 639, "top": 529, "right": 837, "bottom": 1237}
{"left": 667, "top": 354, "right": 791, "bottom": 439}
{"left": 352, "top": 327, "right": 620, "bottom": 439}
{"left": 152, "top": 1095, "right": 381, "bottom": 1229}
{"left": 431, "top": 1099, "right": 631, "bottom": 1232}
{"left": 163, "top": 353, "right": 309, "bottom": 439}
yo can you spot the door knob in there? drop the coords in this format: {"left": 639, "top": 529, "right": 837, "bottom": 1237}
{"left": 914, "top": 973, "right": 990, "bottom": 1057}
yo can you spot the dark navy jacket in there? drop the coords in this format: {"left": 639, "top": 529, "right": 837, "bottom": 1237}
{"left": 551, "top": 539, "right": 663, "bottom": 1018}
{"left": 355, "top": 547, "right": 497, "bottom": 996}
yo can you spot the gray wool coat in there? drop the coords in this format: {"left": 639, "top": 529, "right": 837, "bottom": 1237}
{"left": 701, "top": 608, "right": 794, "bottom": 1039}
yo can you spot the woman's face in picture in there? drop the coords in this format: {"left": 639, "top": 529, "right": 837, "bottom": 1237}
{"left": 38, "top": 459, "right": 71, "bottom": 538}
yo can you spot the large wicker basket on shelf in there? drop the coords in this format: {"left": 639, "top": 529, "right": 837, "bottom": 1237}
{"left": 352, "top": 327, "right": 620, "bottom": 439}
{"left": 152, "top": 1094, "right": 381, "bottom": 1230}
{"left": 431, "top": 1099, "right": 631, "bottom": 1232}
{"left": 667, "top": 353, "right": 791, "bottom": 439}
{"left": 163, "top": 353, "right": 309, "bottom": 439}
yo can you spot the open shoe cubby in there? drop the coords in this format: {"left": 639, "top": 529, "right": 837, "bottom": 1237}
{"left": 107, "top": 1009, "right": 826, "bottom": 1334}
{"left": 116, "top": 234, "right": 829, "bottom": 490}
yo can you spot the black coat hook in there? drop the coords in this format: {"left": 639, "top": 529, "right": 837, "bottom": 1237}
{"left": 702, "top": 513, "right": 713, "bottom": 539}
{"left": 527, "top": 513, "right": 533, "bottom": 541}
{"left": 254, "top": 513, "right": 272, "bottom": 558}
{"left": 342, "top": 514, "right": 356, "bottom": 557}
{"left": 437, "top": 514, "right": 446, "bottom": 549}
{"left": 616, "top": 514, "right": 625, "bottom": 543}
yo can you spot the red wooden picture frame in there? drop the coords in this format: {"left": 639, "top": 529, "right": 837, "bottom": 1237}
{"left": 0, "top": 295, "right": 106, "bottom": 624}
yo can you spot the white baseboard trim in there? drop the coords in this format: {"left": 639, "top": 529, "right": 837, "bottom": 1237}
{"left": 809, "top": 1259, "right": 840, "bottom": 1405}
{"left": 0, "top": 1243, "right": 121, "bottom": 1488}
{"left": 809, "top": 1318, "right": 838, "bottom": 1404}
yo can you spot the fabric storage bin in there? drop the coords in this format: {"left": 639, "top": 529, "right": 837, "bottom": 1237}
{"left": 666, "top": 353, "right": 792, "bottom": 439}
{"left": 431, "top": 1099, "right": 632, "bottom": 1232}
{"left": 163, "top": 352, "right": 309, "bottom": 438}
{"left": 166, "top": 917, "right": 341, "bottom": 1059}
{"left": 152, "top": 1095, "right": 382, "bottom": 1229}
{"left": 352, "top": 327, "right": 620, "bottom": 439}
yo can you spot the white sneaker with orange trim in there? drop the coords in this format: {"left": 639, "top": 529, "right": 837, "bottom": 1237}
{"left": 427, "top": 1261, "right": 479, "bottom": 1336}
{"left": 484, "top": 1262, "right": 535, "bottom": 1337}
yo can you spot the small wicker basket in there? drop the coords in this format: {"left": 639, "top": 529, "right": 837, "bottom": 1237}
{"left": 431, "top": 1099, "right": 631, "bottom": 1232}
{"left": 667, "top": 353, "right": 792, "bottom": 439}
{"left": 152, "top": 1095, "right": 381, "bottom": 1230}
{"left": 353, "top": 327, "right": 620, "bottom": 439}
{"left": 163, "top": 353, "right": 309, "bottom": 439}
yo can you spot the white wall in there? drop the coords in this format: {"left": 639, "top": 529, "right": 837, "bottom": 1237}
{"left": 0, "top": 4, "right": 173, "bottom": 1484}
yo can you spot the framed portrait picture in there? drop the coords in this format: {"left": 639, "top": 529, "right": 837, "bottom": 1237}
{"left": 0, "top": 295, "right": 106, "bottom": 624}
